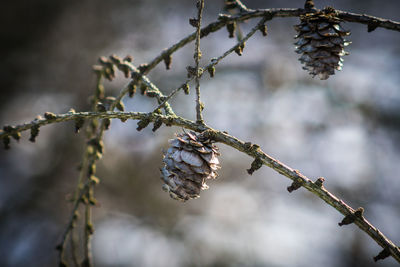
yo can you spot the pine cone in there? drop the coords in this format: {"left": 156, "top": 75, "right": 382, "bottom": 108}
{"left": 160, "top": 131, "right": 220, "bottom": 202}
{"left": 294, "top": 8, "right": 351, "bottom": 80}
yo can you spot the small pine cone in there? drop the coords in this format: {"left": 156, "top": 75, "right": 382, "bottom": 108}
{"left": 160, "top": 131, "right": 220, "bottom": 202}
{"left": 294, "top": 9, "right": 351, "bottom": 80}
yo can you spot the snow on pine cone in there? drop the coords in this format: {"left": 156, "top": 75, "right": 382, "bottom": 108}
{"left": 294, "top": 8, "right": 351, "bottom": 80}
{"left": 160, "top": 131, "right": 220, "bottom": 202}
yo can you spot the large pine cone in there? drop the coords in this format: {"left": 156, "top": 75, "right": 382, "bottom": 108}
{"left": 160, "top": 131, "right": 220, "bottom": 202}
{"left": 294, "top": 8, "right": 351, "bottom": 80}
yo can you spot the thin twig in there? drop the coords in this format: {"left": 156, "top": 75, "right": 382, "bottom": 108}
{"left": 194, "top": 0, "right": 205, "bottom": 124}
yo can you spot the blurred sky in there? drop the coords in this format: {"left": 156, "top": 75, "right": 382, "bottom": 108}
{"left": 1, "top": 0, "right": 400, "bottom": 266}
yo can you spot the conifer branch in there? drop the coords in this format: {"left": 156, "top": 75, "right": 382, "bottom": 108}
{"left": 10, "top": 110, "right": 397, "bottom": 262}
{"left": 142, "top": 8, "right": 399, "bottom": 77}
{"left": 3, "top": 2, "right": 400, "bottom": 265}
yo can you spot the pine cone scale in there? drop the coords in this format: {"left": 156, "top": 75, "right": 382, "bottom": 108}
{"left": 180, "top": 150, "right": 204, "bottom": 167}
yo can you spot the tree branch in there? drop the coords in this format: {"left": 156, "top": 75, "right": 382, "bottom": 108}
{"left": 6, "top": 110, "right": 400, "bottom": 262}
{"left": 143, "top": 7, "right": 399, "bottom": 76}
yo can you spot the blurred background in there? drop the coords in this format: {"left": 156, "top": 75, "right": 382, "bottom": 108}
{"left": 1, "top": 0, "right": 400, "bottom": 266}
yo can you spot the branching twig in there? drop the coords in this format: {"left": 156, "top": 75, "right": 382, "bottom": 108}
{"left": 142, "top": 7, "right": 399, "bottom": 76}
{"left": 153, "top": 16, "right": 268, "bottom": 113}
{"left": 6, "top": 110, "right": 400, "bottom": 262}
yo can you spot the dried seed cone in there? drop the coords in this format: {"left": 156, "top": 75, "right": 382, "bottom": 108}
{"left": 294, "top": 8, "right": 351, "bottom": 80}
{"left": 160, "top": 131, "right": 220, "bottom": 202}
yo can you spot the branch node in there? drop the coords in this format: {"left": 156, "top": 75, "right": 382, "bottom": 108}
{"left": 103, "top": 118, "right": 111, "bottom": 130}
{"left": 227, "top": 22, "right": 236, "bottom": 38}
{"left": 244, "top": 142, "right": 252, "bottom": 149}
{"left": 199, "top": 101, "right": 205, "bottom": 111}
{"left": 88, "top": 164, "right": 96, "bottom": 176}
{"left": 314, "top": 177, "right": 325, "bottom": 187}
{"left": 3, "top": 125, "right": 13, "bottom": 132}
{"left": 244, "top": 142, "right": 261, "bottom": 152}
{"left": 304, "top": 0, "right": 315, "bottom": 10}
{"left": 12, "top": 132, "right": 21, "bottom": 142}
{"left": 189, "top": 18, "right": 199, "bottom": 27}
{"left": 249, "top": 143, "right": 260, "bottom": 153}
{"left": 287, "top": 178, "right": 303, "bottom": 192}
{"left": 96, "top": 102, "right": 106, "bottom": 112}
{"left": 87, "top": 138, "right": 104, "bottom": 155}
{"left": 186, "top": 66, "right": 197, "bottom": 78}
{"left": 259, "top": 24, "right": 268, "bottom": 36}
{"left": 140, "top": 84, "right": 148, "bottom": 95}
{"left": 338, "top": 207, "right": 364, "bottom": 226}
{"left": 29, "top": 124, "right": 40, "bottom": 143}
{"left": 124, "top": 55, "right": 133, "bottom": 62}
{"left": 109, "top": 54, "right": 122, "bottom": 65}
{"left": 354, "top": 207, "right": 365, "bottom": 218}
{"left": 73, "top": 210, "right": 80, "bottom": 220}
{"left": 74, "top": 118, "right": 85, "bottom": 134}
{"left": 163, "top": 54, "right": 173, "bottom": 70}
{"left": 234, "top": 42, "right": 245, "bottom": 56}
{"left": 86, "top": 222, "right": 94, "bottom": 235}
{"left": 99, "top": 56, "right": 116, "bottom": 81}
{"left": 3, "top": 125, "right": 21, "bottom": 142}
{"left": 44, "top": 112, "right": 57, "bottom": 120}
{"left": 183, "top": 83, "right": 190, "bottom": 95}
{"left": 137, "top": 117, "right": 151, "bottom": 131}
{"left": 247, "top": 157, "right": 263, "bottom": 175}
{"left": 128, "top": 81, "right": 137, "bottom": 98}
{"left": 116, "top": 101, "right": 125, "bottom": 112}
{"left": 145, "top": 90, "right": 159, "bottom": 98}
{"left": 199, "top": 129, "right": 218, "bottom": 141}
{"left": 373, "top": 247, "right": 391, "bottom": 262}
{"left": 207, "top": 66, "right": 216, "bottom": 77}
{"left": 152, "top": 118, "right": 163, "bottom": 132}
{"left": 368, "top": 20, "right": 379, "bottom": 32}
{"left": 137, "top": 64, "right": 149, "bottom": 74}
{"left": 165, "top": 117, "right": 174, "bottom": 127}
